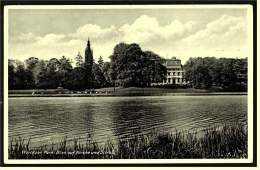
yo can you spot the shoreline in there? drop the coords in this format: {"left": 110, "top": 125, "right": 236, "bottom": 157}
{"left": 8, "top": 87, "right": 247, "bottom": 97}
{"left": 8, "top": 92, "right": 248, "bottom": 97}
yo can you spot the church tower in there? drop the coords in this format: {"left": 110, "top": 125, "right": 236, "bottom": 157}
{"left": 84, "top": 38, "right": 94, "bottom": 88}
{"left": 85, "top": 38, "right": 93, "bottom": 68}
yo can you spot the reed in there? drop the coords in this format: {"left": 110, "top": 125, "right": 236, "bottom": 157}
{"left": 9, "top": 123, "right": 247, "bottom": 159}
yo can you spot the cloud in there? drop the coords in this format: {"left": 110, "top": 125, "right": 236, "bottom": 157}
{"left": 119, "top": 15, "right": 198, "bottom": 44}
{"left": 183, "top": 15, "right": 245, "bottom": 43}
{"left": 18, "top": 32, "right": 36, "bottom": 41}
{"left": 9, "top": 14, "right": 248, "bottom": 64}
{"left": 36, "top": 33, "right": 67, "bottom": 45}
{"left": 71, "top": 24, "right": 117, "bottom": 42}
{"left": 179, "top": 14, "right": 247, "bottom": 58}
{"left": 119, "top": 15, "right": 159, "bottom": 43}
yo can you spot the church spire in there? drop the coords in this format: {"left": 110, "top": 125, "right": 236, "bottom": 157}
{"left": 87, "top": 37, "right": 90, "bottom": 48}
{"left": 84, "top": 38, "right": 94, "bottom": 88}
{"left": 85, "top": 38, "right": 93, "bottom": 67}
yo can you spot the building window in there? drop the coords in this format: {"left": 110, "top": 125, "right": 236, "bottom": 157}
{"left": 168, "top": 78, "right": 171, "bottom": 83}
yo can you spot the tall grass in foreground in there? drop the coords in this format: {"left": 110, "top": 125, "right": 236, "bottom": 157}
{"left": 9, "top": 124, "right": 247, "bottom": 159}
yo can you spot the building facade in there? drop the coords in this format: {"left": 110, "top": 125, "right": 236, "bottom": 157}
{"left": 162, "top": 57, "right": 186, "bottom": 85}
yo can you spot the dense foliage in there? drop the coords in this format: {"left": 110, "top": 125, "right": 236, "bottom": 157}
{"left": 109, "top": 43, "right": 167, "bottom": 87}
{"left": 184, "top": 57, "right": 247, "bottom": 91}
{"left": 8, "top": 56, "right": 108, "bottom": 90}
{"left": 8, "top": 43, "right": 167, "bottom": 90}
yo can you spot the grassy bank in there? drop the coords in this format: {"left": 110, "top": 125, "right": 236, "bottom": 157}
{"left": 9, "top": 124, "right": 247, "bottom": 159}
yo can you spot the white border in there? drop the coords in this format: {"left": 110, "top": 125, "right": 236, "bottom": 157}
{"left": 3, "top": 4, "right": 254, "bottom": 165}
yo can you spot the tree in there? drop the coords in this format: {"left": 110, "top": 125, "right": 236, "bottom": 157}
{"left": 144, "top": 51, "right": 167, "bottom": 86}
{"left": 13, "top": 63, "right": 34, "bottom": 89}
{"left": 184, "top": 57, "right": 212, "bottom": 88}
{"left": 24, "top": 57, "right": 39, "bottom": 87}
{"left": 75, "top": 52, "right": 83, "bottom": 67}
{"left": 8, "top": 60, "right": 15, "bottom": 89}
{"left": 98, "top": 56, "right": 104, "bottom": 68}
{"left": 102, "top": 62, "right": 112, "bottom": 87}
{"left": 67, "top": 67, "right": 86, "bottom": 90}
{"left": 40, "top": 58, "right": 60, "bottom": 88}
{"left": 92, "top": 63, "right": 106, "bottom": 88}
{"left": 59, "top": 56, "right": 73, "bottom": 88}
{"left": 35, "top": 60, "right": 49, "bottom": 89}
{"left": 110, "top": 43, "right": 142, "bottom": 87}
{"left": 25, "top": 57, "right": 39, "bottom": 70}
{"left": 109, "top": 43, "right": 166, "bottom": 87}
{"left": 184, "top": 57, "right": 247, "bottom": 91}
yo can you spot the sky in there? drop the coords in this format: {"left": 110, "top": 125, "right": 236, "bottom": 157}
{"left": 7, "top": 6, "right": 252, "bottom": 65}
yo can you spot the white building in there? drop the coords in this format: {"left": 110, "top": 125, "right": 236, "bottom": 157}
{"left": 162, "top": 57, "right": 186, "bottom": 85}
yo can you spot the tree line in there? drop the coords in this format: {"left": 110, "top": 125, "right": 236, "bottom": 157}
{"left": 8, "top": 55, "right": 115, "bottom": 90}
{"left": 184, "top": 57, "right": 247, "bottom": 91}
{"left": 8, "top": 42, "right": 167, "bottom": 90}
{"left": 8, "top": 42, "right": 247, "bottom": 91}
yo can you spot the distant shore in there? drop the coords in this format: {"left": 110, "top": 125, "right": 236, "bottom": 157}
{"left": 8, "top": 87, "right": 247, "bottom": 97}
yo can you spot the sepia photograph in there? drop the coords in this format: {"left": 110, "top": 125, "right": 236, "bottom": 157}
{"left": 2, "top": 3, "right": 256, "bottom": 166}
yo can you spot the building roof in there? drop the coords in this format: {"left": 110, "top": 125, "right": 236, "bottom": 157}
{"left": 164, "top": 57, "right": 182, "bottom": 68}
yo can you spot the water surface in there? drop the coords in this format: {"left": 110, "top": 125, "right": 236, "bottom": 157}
{"left": 8, "top": 94, "right": 247, "bottom": 148}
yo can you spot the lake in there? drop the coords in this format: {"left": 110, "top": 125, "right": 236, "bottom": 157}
{"left": 8, "top": 94, "right": 247, "bottom": 149}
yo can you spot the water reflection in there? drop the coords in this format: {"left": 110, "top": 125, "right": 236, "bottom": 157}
{"left": 73, "top": 104, "right": 95, "bottom": 144}
{"left": 109, "top": 98, "right": 167, "bottom": 140}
